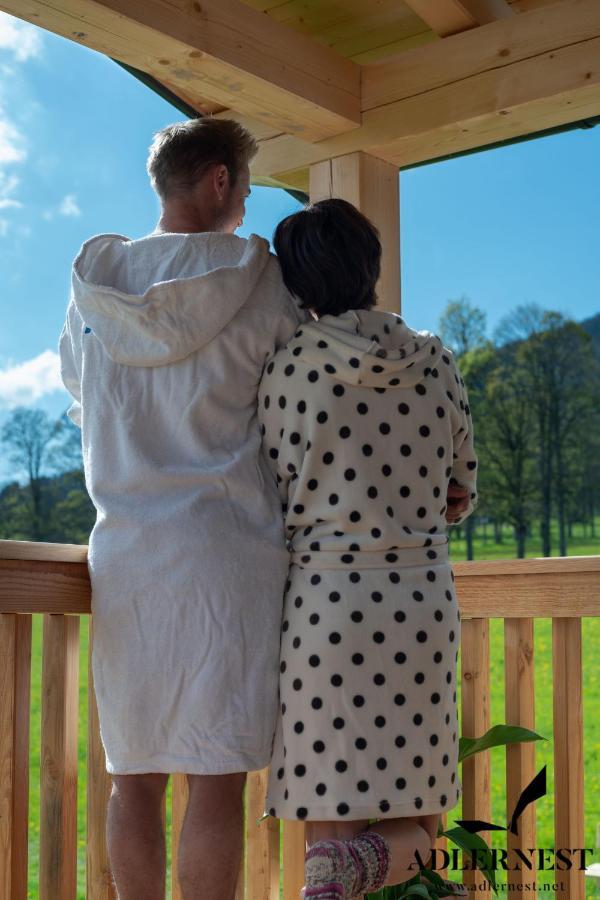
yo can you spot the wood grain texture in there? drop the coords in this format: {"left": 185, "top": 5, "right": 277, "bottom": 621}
{"left": 504, "top": 618, "right": 537, "bottom": 892}
{"left": 552, "top": 618, "right": 585, "bottom": 899}
{"left": 40, "top": 614, "right": 80, "bottom": 900}
{"left": 283, "top": 819, "right": 305, "bottom": 900}
{"left": 403, "top": 0, "right": 513, "bottom": 37}
{"left": 0, "top": 0, "right": 360, "bottom": 141}
{"left": 0, "top": 540, "right": 88, "bottom": 563}
{"left": 1, "top": 546, "right": 599, "bottom": 617}
{"left": 86, "top": 619, "right": 117, "bottom": 899}
{"left": 171, "top": 773, "right": 189, "bottom": 900}
{"left": 461, "top": 618, "right": 491, "bottom": 897}
{"left": 309, "top": 152, "right": 401, "bottom": 313}
{"left": 0, "top": 558, "right": 91, "bottom": 614}
{"left": 246, "top": 769, "right": 280, "bottom": 900}
{"left": 253, "top": 0, "right": 600, "bottom": 180}
{"left": 0, "top": 614, "right": 31, "bottom": 900}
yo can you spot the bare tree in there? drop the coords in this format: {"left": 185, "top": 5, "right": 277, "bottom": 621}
{"left": 439, "top": 296, "right": 487, "bottom": 358}
{"left": 1, "top": 407, "right": 62, "bottom": 540}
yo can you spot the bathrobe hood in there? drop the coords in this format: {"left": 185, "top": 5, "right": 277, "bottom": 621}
{"left": 288, "top": 308, "right": 445, "bottom": 388}
{"left": 71, "top": 231, "right": 273, "bottom": 366}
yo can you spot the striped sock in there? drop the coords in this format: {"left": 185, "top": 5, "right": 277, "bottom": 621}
{"left": 349, "top": 831, "right": 392, "bottom": 895}
{"left": 305, "top": 839, "right": 361, "bottom": 899}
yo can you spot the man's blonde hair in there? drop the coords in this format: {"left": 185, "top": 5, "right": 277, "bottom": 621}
{"left": 146, "top": 117, "right": 258, "bottom": 199}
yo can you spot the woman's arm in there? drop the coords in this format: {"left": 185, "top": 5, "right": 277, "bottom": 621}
{"left": 449, "top": 361, "right": 478, "bottom": 525}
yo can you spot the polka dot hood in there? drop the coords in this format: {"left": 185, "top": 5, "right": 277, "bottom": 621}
{"left": 258, "top": 305, "right": 478, "bottom": 555}
{"left": 287, "top": 308, "right": 444, "bottom": 389}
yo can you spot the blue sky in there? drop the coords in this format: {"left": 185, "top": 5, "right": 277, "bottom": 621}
{"left": 0, "top": 11, "right": 599, "bottom": 481}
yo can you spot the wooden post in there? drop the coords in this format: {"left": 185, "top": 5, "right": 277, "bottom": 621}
{"left": 87, "top": 619, "right": 117, "bottom": 899}
{"left": 171, "top": 773, "right": 188, "bottom": 900}
{"left": 461, "top": 618, "right": 491, "bottom": 898}
{"left": 40, "top": 614, "right": 80, "bottom": 900}
{"left": 283, "top": 820, "right": 305, "bottom": 900}
{"left": 246, "top": 769, "right": 280, "bottom": 900}
{"left": 552, "top": 618, "right": 585, "bottom": 900}
{"left": 0, "top": 613, "right": 32, "bottom": 900}
{"left": 309, "top": 152, "right": 401, "bottom": 313}
{"left": 504, "top": 618, "right": 537, "bottom": 892}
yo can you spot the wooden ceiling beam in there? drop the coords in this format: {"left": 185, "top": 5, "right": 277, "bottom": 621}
{"left": 0, "top": 0, "right": 360, "bottom": 141}
{"left": 251, "top": 0, "right": 600, "bottom": 187}
{"left": 403, "top": 0, "right": 514, "bottom": 37}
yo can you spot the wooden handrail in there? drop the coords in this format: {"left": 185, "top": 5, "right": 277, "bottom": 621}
{"left": 1, "top": 540, "right": 599, "bottom": 617}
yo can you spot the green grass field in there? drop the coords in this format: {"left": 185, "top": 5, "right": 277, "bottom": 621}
{"left": 25, "top": 521, "right": 600, "bottom": 897}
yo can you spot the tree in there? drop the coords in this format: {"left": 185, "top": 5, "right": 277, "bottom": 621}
{"left": 438, "top": 298, "right": 488, "bottom": 560}
{"left": 461, "top": 345, "right": 537, "bottom": 558}
{"left": 439, "top": 296, "right": 487, "bottom": 358}
{"left": 495, "top": 305, "right": 599, "bottom": 556}
{"left": 1, "top": 407, "right": 62, "bottom": 540}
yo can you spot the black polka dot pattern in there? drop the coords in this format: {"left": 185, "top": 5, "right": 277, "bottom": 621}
{"left": 257, "top": 309, "right": 476, "bottom": 820}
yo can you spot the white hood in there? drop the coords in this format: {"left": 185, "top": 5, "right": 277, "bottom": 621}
{"left": 290, "top": 308, "right": 444, "bottom": 387}
{"left": 71, "top": 231, "right": 273, "bottom": 366}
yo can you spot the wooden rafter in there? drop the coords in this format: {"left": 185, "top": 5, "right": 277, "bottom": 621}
{"left": 403, "top": 0, "right": 514, "bottom": 37}
{"left": 251, "top": 0, "right": 600, "bottom": 187}
{"left": 0, "top": 0, "right": 360, "bottom": 141}
{"left": 3, "top": 0, "right": 600, "bottom": 191}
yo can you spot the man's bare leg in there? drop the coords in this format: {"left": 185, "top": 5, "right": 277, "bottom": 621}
{"left": 177, "top": 772, "right": 247, "bottom": 900}
{"left": 107, "top": 772, "right": 169, "bottom": 900}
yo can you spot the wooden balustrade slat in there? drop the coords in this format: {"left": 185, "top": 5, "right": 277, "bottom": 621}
{"left": 460, "top": 618, "right": 491, "bottom": 898}
{"left": 435, "top": 811, "right": 448, "bottom": 881}
{"left": 171, "top": 773, "right": 188, "bottom": 900}
{"left": 40, "top": 614, "right": 80, "bottom": 900}
{"left": 552, "top": 617, "right": 585, "bottom": 900}
{"left": 234, "top": 781, "right": 246, "bottom": 900}
{"left": 283, "top": 819, "right": 305, "bottom": 900}
{"left": 87, "top": 619, "right": 117, "bottom": 899}
{"left": 246, "top": 768, "right": 280, "bottom": 900}
{"left": 504, "top": 618, "right": 537, "bottom": 892}
{"left": 0, "top": 613, "right": 31, "bottom": 900}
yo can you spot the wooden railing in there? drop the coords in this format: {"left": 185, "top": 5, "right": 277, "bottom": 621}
{"left": 1, "top": 541, "right": 598, "bottom": 900}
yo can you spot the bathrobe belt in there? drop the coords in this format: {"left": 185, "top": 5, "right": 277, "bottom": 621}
{"left": 290, "top": 543, "right": 450, "bottom": 570}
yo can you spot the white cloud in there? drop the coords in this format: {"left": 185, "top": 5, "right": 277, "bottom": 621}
{"left": 0, "top": 197, "right": 21, "bottom": 209}
{"left": 0, "top": 115, "right": 26, "bottom": 164}
{"left": 0, "top": 13, "right": 43, "bottom": 62}
{"left": 0, "top": 351, "right": 64, "bottom": 408}
{"left": 58, "top": 194, "right": 81, "bottom": 217}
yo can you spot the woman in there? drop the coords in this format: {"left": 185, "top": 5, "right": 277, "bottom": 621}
{"left": 258, "top": 198, "right": 478, "bottom": 899}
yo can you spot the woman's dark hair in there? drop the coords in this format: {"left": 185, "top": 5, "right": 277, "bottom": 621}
{"left": 273, "top": 198, "right": 382, "bottom": 316}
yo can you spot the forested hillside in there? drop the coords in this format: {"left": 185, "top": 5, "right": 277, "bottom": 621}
{"left": 2, "top": 301, "right": 598, "bottom": 560}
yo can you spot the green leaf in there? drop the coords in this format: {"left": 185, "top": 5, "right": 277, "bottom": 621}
{"left": 419, "top": 867, "right": 449, "bottom": 891}
{"left": 401, "top": 885, "right": 435, "bottom": 897}
{"left": 458, "top": 724, "right": 547, "bottom": 763}
{"left": 442, "top": 825, "right": 499, "bottom": 893}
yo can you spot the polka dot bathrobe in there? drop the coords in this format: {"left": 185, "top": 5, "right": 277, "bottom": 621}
{"left": 257, "top": 308, "right": 478, "bottom": 822}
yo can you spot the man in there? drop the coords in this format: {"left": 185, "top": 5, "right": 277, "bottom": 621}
{"left": 59, "top": 117, "right": 308, "bottom": 900}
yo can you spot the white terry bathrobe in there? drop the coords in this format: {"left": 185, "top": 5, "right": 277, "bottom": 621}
{"left": 59, "top": 231, "right": 306, "bottom": 775}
